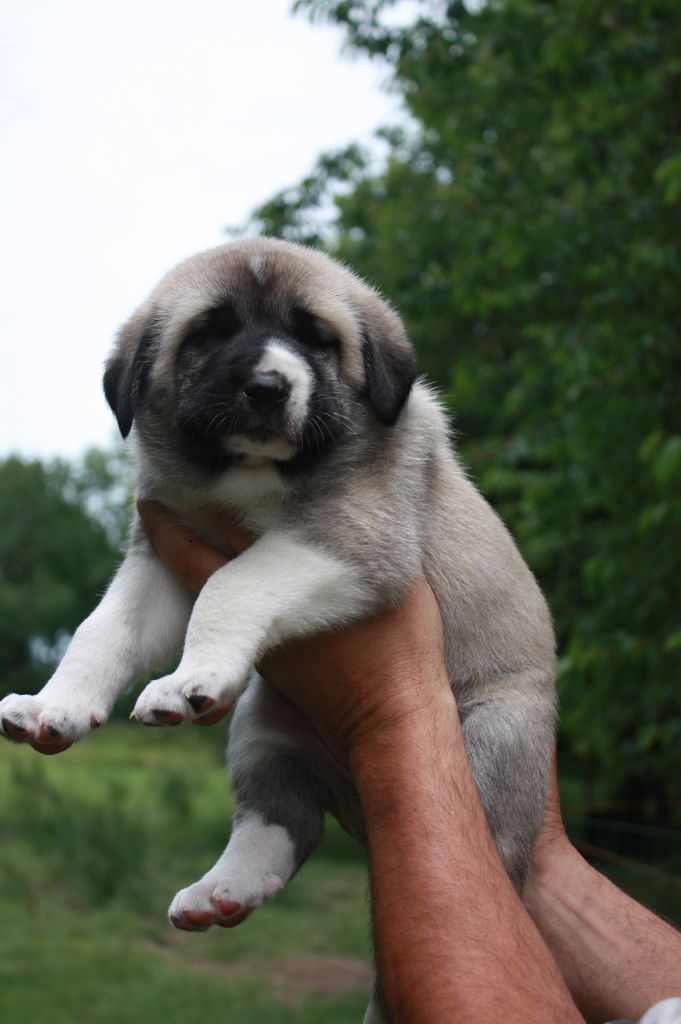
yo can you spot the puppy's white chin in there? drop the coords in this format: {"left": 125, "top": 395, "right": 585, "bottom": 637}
{"left": 223, "top": 433, "right": 296, "bottom": 463}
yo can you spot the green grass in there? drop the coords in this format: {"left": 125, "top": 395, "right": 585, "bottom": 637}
{"left": 0, "top": 722, "right": 373, "bottom": 1024}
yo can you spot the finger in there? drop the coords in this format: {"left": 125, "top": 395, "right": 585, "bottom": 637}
{"left": 545, "top": 747, "right": 563, "bottom": 819}
{"left": 137, "top": 500, "right": 230, "bottom": 594}
{"left": 536, "top": 746, "right": 566, "bottom": 849}
{"left": 205, "top": 507, "right": 256, "bottom": 555}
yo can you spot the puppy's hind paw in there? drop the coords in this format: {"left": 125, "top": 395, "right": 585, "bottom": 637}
{"left": 168, "top": 870, "right": 283, "bottom": 932}
{"left": 168, "top": 881, "right": 249, "bottom": 932}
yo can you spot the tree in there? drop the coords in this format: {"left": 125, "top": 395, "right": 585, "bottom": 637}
{"left": 0, "top": 451, "right": 129, "bottom": 696}
{"left": 247, "top": 0, "right": 681, "bottom": 810}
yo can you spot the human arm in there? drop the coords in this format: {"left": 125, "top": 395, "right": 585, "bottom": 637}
{"left": 347, "top": 668, "right": 583, "bottom": 1024}
{"left": 525, "top": 758, "right": 681, "bottom": 1024}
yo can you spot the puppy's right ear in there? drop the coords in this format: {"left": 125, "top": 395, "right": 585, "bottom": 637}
{"left": 361, "top": 326, "right": 417, "bottom": 426}
{"left": 103, "top": 314, "right": 159, "bottom": 439}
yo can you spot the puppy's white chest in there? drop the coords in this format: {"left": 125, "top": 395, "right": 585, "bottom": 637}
{"left": 210, "top": 463, "right": 289, "bottom": 528}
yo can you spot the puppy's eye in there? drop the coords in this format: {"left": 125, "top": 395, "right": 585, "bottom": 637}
{"left": 181, "top": 303, "right": 241, "bottom": 351}
{"left": 292, "top": 308, "right": 340, "bottom": 353}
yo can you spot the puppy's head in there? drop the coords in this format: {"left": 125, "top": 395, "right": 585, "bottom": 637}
{"left": 104, "top": 239, "right": 417, "bottom": 475}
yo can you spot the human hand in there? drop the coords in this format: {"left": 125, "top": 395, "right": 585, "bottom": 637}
{"left": 137, "top": 501, "right": 449, "bottom": 752}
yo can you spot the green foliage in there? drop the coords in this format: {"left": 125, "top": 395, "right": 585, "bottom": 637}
{"left": 0, "top": 449, "right": 129, "bottom": 696}
{"left": 238, "top": 143, "right": 370, "bottom": 246}
{"left": 249, "top": 0, "right": 681, "bottom": 809}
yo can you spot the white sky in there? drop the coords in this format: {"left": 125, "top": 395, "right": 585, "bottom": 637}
{"left": 0, "top": 0, "right": 400, "bottom": 459}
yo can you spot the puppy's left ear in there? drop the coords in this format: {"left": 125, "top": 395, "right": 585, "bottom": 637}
{"left": 103, "top": 313, "right": 159, "bottom": 439}
{"left": 362, "top": 327, "right": 417, "bottom": 425}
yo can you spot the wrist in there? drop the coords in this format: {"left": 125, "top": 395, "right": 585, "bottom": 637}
{"left": 347, "top": 666, "right": 458, "bottom": 773}
{"left": 524, "top": 834, "right": 600, "bottom": 935}
{"left": 347, "top": 675, "right": 473, "bottom": 858}
{"left": 528, "top": 827, "right": 581, "bottom": 891}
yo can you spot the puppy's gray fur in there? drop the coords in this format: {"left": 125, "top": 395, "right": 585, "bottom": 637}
{"left": 0, "top": 238, "right": 556, "bottom": 1023}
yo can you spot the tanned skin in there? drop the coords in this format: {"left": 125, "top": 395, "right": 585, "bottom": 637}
{"left": 525, "top": 762, "right": 681, "bottom": 1023}
{"left": 130, "top": 501, "right": 680, "bottom": 1023}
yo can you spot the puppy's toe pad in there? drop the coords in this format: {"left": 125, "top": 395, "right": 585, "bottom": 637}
{"left": 169, "top": 871, "right": 284, "bottom": 932}
{"left": 0, "top": 694, "right": 103, "bottom": 746}
{"left": 132, "top": 678, "right": 188, "bottom": 725}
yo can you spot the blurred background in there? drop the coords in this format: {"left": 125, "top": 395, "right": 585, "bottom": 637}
{"left": 1, "top": 1, "right": 680, "bottom": 1021}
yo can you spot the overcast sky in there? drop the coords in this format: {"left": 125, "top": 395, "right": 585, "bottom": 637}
{"left": 0, "top": 0, "right": 401, "bottom": 459}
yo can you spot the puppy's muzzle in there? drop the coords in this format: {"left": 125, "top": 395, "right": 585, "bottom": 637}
{"left": 243, "top": 371, "right": 291, "bottom": 416}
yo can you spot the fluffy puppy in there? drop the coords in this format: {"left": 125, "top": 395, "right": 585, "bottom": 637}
{"left": 0, "top": 238, "right": 556, "bottom": 1024}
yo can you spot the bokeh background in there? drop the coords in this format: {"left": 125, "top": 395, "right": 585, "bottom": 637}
{"left": 1, "top": 2, "right": 680, "bottom": 1022}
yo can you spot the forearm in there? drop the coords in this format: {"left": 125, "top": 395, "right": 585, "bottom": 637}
{"left": 350, "top": 675, "right": 582, "bottom": 1024}
{"left": 525, "top": 840, "right": 681, "bottom": 1024}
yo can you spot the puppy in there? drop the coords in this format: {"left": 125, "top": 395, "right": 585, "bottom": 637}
{"left": 0, "top": 238, "right": 556, "bottom": 1023}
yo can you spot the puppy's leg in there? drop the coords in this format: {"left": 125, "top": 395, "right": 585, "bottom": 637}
{"left": 133, "top": 530, "right": 372, "bottom": 725}
{"left": 0, "top": 529, "right": 192, "bottom": 750}
{"left": 460, "top": 678, "right": 555, "bottom": 891}
{"left": 168, "top": 676, "right": 330, "bottom": 931}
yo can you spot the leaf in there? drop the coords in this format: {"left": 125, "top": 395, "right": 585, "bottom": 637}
{"left": 652, "top": 436, "right": 681, "bottom": 489}
{"left": 655, "top": 152, "right": 681, "bottom": 204}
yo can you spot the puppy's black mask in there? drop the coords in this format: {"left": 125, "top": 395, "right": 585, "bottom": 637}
{"left": 173, "top": 304, "right": 346, "bottom": 475}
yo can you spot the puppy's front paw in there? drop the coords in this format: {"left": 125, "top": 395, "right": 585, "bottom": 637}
{"left": 131, "top": 664, "right": 247, "bottom": 728}
{"left": 0, "top": 693, "right": 105, "bottom": 754}
{"left": 168, "top": 870, "right": 284, "bottom": 932}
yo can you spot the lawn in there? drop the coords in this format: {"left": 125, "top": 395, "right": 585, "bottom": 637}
{"left": 0, "top": 720, "right": 373, "bottom": 1024}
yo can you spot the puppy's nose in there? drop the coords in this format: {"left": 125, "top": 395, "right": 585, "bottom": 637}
{"left": 243, "top": 371, "right": 291, "bottom": 415}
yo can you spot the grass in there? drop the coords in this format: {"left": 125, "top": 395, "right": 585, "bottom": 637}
{"left": 0, "top": 721, "right": 373, "bottom": 1024}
